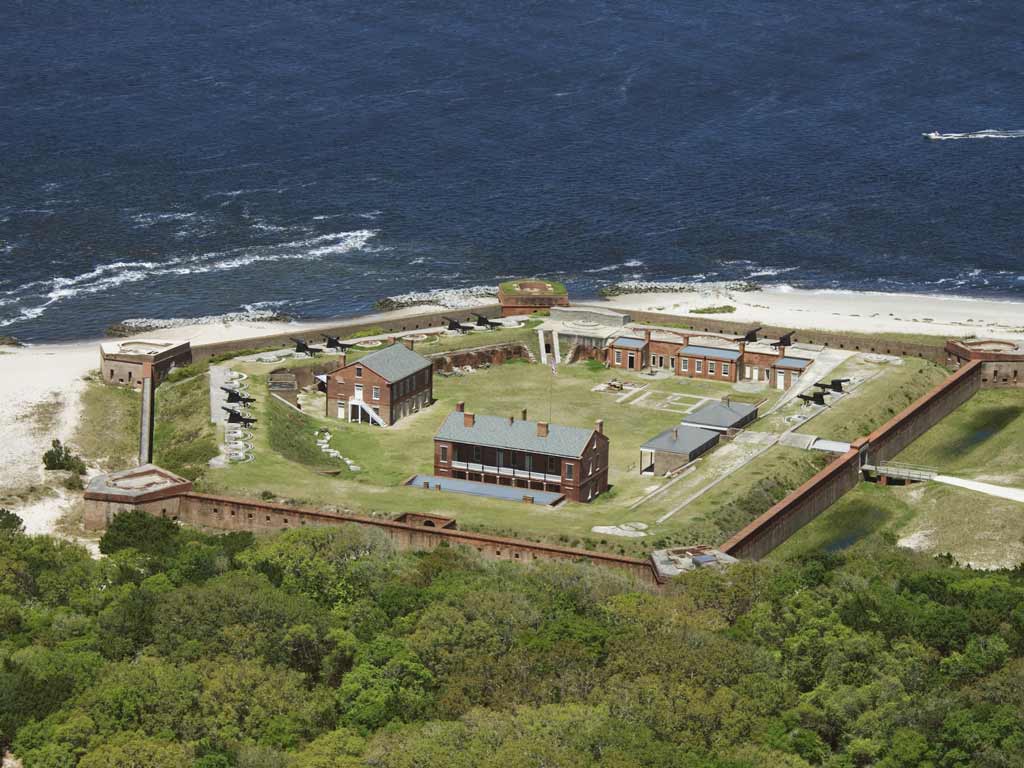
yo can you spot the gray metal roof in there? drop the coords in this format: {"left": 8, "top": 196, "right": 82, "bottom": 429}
{"left": 641, "top": 425, "right": 719, "bottom": 455}
{"left": 611, "top": 336, "right": 648, "bottom": 350}
{"left": 435, "top": 411, "right": 596, "bottom": 458}
{"left": 776, "top": 356, "right": 811, "bottom": 369}
{"left": 408, "top": 474, "right": 563, "bottom": 505}
{"left": 357, "top": 343, "right": 431, "bottom": 382}
{"left": 683, "top": 400, "right": 758, "bottom": 429}
{"left": 679, "top": 344, "right": 742, "bottom": 361}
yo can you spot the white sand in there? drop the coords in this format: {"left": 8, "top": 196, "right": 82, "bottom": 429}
{"left": 601, "top": 285, "right": 1024, "bottom": 340}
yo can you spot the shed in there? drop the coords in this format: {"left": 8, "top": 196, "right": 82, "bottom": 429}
{"left": 683, "top": 400, "right": 759, "bottom": 431}
{"left": 639, "top": 425, "right": 720, "bottom": 475}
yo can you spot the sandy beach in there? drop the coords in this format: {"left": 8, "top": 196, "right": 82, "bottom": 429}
{"left": 1, "top": 289, "right": 1021, "bottom": 537}
{"left": 601, "top": 284, "right": 1024, "bottom": 341}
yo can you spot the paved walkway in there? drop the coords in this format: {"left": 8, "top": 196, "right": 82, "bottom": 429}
{"left": 934, "top": 475, "right": 1024, "bottom": 504}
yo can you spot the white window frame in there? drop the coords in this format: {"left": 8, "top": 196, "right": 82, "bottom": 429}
{"left": 695, "top": 359, "right": 703, "bottom": 374}
{"left": 372, "top": 385, "right": 380, "bottom": 401}
{"left": 565, "top": 462, "right": 574, "bottom": 480}
{"left": 708, "top": 360, "right": 716, "bottom": 375}
{"left": 355, "top": 366, "right": 363, "bottom": 378}
{"left": 722, "top": 362, "right": 730, "bottom": 377}
{"left": 440, "top": 445, "right": 449, "bottom": 463}
{"left": 614, "top": 350, "right": 622, "bottom": 365}
{"left": 681, "top": 357, "right": 688, "bottom": 373}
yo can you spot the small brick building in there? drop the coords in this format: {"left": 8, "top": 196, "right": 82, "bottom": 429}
{"left": 497, "top": 279, "right": 570, "bottom": 317}
{"left": 99, "top": 339, "right": 192, "bottom": 388}
{"left": 433, "top": 403, "right": 609, "bottom": 502}
{"left": 325, "top": 343, "right": 433, "bottom": 426}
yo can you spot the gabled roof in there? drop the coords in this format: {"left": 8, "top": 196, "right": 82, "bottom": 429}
{"left": 775, "top": 356, "right": 811, "bottom": 369}
{"left": 351, "top": 343, "right": 431, "bottom": 382}
{"left": 683, "top": 401, "right": 758, "bottom": 430}
{"left": 435, "top": 412, "right": 597, "bottom": 459}
{"left": 641, "top": 425, "right": 719, "bottom": 455}
{"left": 679, "top": 344, "right": 742, "bottom": 361}
{"left": 611, "top": 336, "right": 648, "bottom": 350}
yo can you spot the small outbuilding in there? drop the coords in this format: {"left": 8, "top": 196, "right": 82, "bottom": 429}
{"left": 639, "top": 425, "right": 720, "bottom": 475}
{"left": 683, "top": 400, "right": 759, "bottom": 432}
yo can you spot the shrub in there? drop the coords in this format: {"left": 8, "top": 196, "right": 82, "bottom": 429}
{"left": 0, "top": 509, "right": 24, "bottom": 534}
{"left": 42, "top": 439, "right": 87, "bottom": 474}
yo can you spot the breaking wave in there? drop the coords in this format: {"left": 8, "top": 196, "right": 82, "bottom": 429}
{"left": 0, "top": 230, "right": 376, "bottom": 328}
{"left": 923, "top": 129, "right": 1024, "bottom": 141}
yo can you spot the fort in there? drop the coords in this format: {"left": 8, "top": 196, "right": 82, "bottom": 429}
{"left": 84, "top": 283, "right": 1024, "bottom": 580}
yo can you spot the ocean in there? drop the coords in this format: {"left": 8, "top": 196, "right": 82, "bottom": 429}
{"left": 2, "top": 0, "right": 1022, "bottom": 342}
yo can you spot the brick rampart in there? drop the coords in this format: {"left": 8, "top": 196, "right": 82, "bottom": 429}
{"left": 188, "top": 305, "right": 502, "bottom": 362}
{"left": 720, "top": 361, "right": 984, "bottom": 560}
{"left": 85, "top": 488, "right": 662, "bottom": 586}
{"left": 865, "top": 360, "right": 983, "bottom": 463}
{"left": 720, "top": 448, "right": 863, "bottom": 560}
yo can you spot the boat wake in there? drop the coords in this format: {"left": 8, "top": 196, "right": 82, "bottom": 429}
{"left": 923, "top": 129, "right": 1024, "bottom": 141}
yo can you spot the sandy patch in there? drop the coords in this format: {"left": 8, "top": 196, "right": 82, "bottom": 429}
{"left": 602, "top": 286, "right": 1024, "bottom": 341}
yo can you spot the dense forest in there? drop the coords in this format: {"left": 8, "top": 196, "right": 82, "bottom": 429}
{"left": 2, "top": 508, "right": 1024, "bottom": 767}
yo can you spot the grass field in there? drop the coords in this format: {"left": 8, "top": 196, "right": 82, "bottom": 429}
{"left": 75, "top": 377, "right": 141, "bottom": 471}
{"left": 189, "top": 357, "right": 802, "bottom": 555}
{"left": 775, "top": 389, "right": 1024, "bottom": 568}
{"left": 147, "top": 340, "right": 962, "bottom": 557}
{"left": 152, "top": 374, "right": 219, "bottom": 480}
{"left": 794, "top": 356, "right": 948, "bottom": 442}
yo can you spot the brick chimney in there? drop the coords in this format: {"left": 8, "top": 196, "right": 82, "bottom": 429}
{"left": 595, "top": 419, "right": 604, "bottom": 434}
{"left": 738, "top": 342, "right": 746, "bottom": 355}
{"left": 536, "top": 421, "right": 549, "bottom": 437}
{"left": 387, "top": 336, "right": 396, "bottom": 346}
{"left": 402, "top": 337, "right": 414, "bottom": 350}
{"left": 644, "top": 328, "right": 652, "bottom": 343}
{"left": 464, "top": 412, "right": 475, "bottom": 427}
{"left": 455, "top": 401, "right": 465, "bottom": 412}
{"left": 338, "top": 352, "right": 347, "bottom": 368}
{"left": 521, "top": 408, "right": 528, "bottom": 421}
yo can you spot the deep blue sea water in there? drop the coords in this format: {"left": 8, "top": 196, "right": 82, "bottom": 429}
{"left": 2, "top": 0, "right": 1022, "bottom": 341}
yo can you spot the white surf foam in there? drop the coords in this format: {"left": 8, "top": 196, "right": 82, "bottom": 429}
{"left": 924, "top": 129, "right": 1024, "bottom": 140}
{"left": 0, "top": 231, "right": 377, "bottom": 327}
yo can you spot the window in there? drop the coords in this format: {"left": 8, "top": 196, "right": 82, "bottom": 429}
{"left": 695, "top": 359, "right": 703, "bottom": 374}
{"left": 372, "top": 386, "right": 380, "bottom": 401}
{"left": 473, "top": 446, "right": 482, "bottom": 462}
{"left": 588, "top": 462, "right": 593, "bottom": 476}
{"left": 524, "top": 455, "right": 532, "bottom": 472}
{"left": 681, "top": 357, "right": 689, "bottom": 372}
{"left": 708, "top": 361, "right": 716, "bottom": 375}
{"left": 498, "top": 449, "right": 505, "bottom": 467}
{"left": 565, "top": 462, "right": 574, "bottom": 480}
{"left": 722, "top": 362, "right": 730, "bottom": 377}
{"left": 440, "top": 445, "right": 449, "bottom": 463}
{"left": 355, "top": 366, "right": 363, "bottom": 378}
{"left": 614, "top": 350, "right": 622, "bottom": 365}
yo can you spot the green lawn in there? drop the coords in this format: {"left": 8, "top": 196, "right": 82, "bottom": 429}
{"left": 895, "top": 389, "right": 1024, "bottom": 483}
{"left": 796, "top": 356, "right": 948, "bottom": 442}
{"left": 193, "top": 359, "right": 791, "bottom": 555}
{"left": 774, "top": 389, "right": 1024, "bottom": 568}
{"left": 152, "top": 374, "right": 219, "bottom": 481}
{"left": 75, "top": 377, "right": 141, "bottom": 472}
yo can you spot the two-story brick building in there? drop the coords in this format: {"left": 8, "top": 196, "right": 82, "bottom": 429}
{"left": 433, "top": 403, "right": 609, "bottom": 502}
{"left": 325, "top": 343, "right": 433, "bottom": 426}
